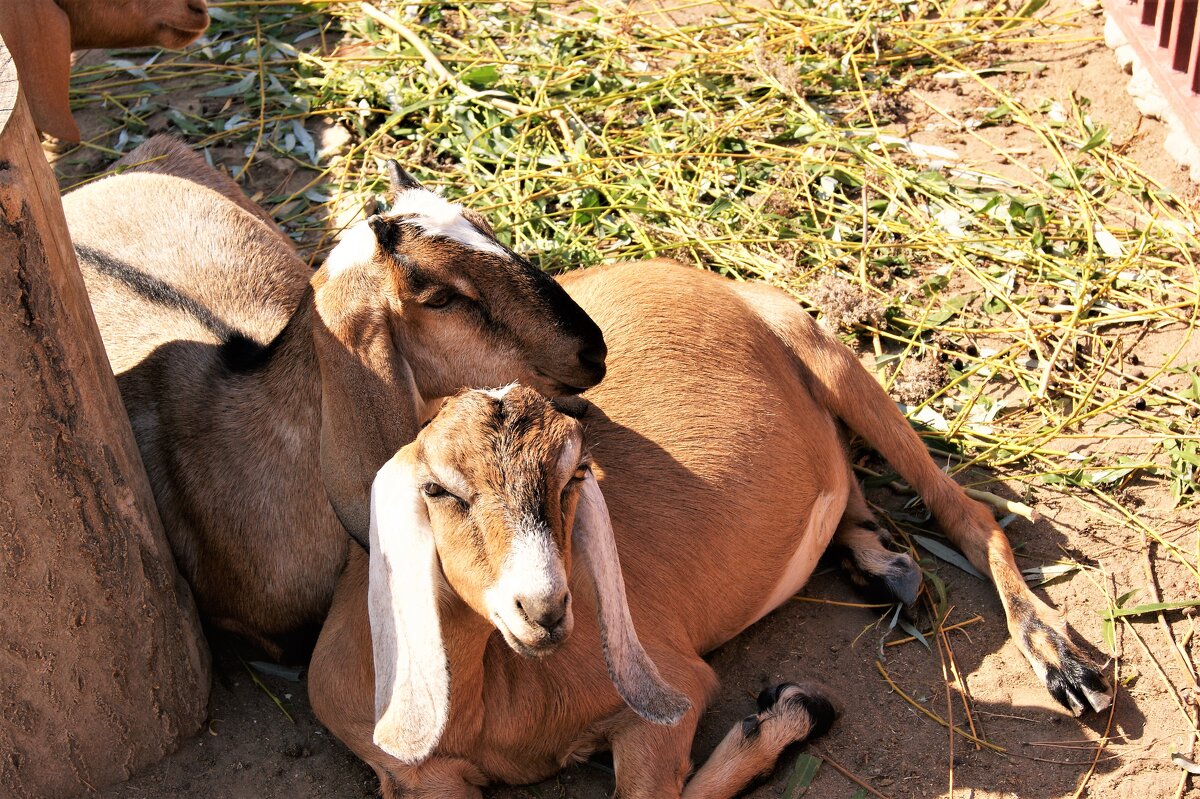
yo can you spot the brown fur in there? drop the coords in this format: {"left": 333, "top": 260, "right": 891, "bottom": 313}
{"left": 0, "top": 0, "right": 210, "bottom": 142}
{"left": 312, "top": 261, "right": 1111, "bottom": 797}
{"left": 63, "top": 136, "right": 606, "bottom": 653}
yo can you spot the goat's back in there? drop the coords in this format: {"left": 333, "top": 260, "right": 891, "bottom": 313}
{"left": 64, "top": 164, "right": 309, "bottom": 373}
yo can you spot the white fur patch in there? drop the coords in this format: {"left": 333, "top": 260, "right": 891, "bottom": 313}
{"left": 323, "top": 220, "right": 378, "bottom": 277}
{"left": 477, "top": 383, "right": 517, "bottom": 401}
{"left": 388, "top": 189, "right": 508, "bottom": 258}
{"left": 485, "top": 517, "right": 567, "bottom": 628}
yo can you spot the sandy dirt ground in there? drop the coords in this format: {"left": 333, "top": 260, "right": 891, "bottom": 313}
{"left": 73, "top": 2, "right": 1200, "bottom": 798}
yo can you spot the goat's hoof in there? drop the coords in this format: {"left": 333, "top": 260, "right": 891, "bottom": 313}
{"left": 1020, "top": 624, "right": 1112, "bottom": 716}
{"left": 880, "top": 552, "right": 922, "bottom": 606}
{"left": 1040, "top": 648, "right": 1112, "bottom": 716}
{"left": 755, "top": 682, "right": 838, "bottom": 741}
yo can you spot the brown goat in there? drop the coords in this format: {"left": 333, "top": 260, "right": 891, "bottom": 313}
{"left": 64, "top": 136, "right": 606, "bottom": 655}
{"left": 310, "top": 262, "right": 1112, "bottom": 798}
{"left": 0, "top": 0, "right": 210, "bottom": 142}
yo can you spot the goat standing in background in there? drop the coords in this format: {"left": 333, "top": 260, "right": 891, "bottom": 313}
{"left": 0, "top": 0, "right": 210, "bottom": 142}
{"left": 311, "top": 263, "right": 1112, "bottom": 798}
{"left": 64, "top": 136, "right": 606, "bottom": 656}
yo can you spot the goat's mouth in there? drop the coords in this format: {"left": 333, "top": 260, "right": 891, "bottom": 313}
{"left": 534, "top": 369, "right": 597, "bottom": 397}
{"left": 158, "top": 19, "right": 209, "bottom": 47}
{"left": 491, "top": 613, "right": 569, "bottom": 659}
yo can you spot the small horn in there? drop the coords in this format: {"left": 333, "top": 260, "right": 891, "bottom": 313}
{"left": 386, "top": 160, "right": 424, "bottom": 192}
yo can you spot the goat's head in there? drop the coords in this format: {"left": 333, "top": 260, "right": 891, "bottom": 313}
{"left": 59, "top": 0, "right": 211, "bottom": 50}
{"left": 365, "top": 386, "right": 689, "bottom": 764}
{"left": 3, "top": 0, "right": 209, "bottom": 142}
{"left": 312, "top": 166, "right": 607, "bottom": 549}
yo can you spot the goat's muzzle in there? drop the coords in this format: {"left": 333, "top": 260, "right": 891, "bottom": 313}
{"left": 492, "top": 591, "right": 573, "bottom": 658}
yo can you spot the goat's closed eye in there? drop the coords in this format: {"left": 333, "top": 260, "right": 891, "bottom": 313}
{"left": 420, "top": 290, "right": 457, "bottom": 309}
{"left": 423, "top": 481, "right": 470, "bottom": 510}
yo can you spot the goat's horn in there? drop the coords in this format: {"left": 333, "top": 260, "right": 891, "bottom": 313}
{"left": 386, "top": 161, "right": 423, "bottom": 192}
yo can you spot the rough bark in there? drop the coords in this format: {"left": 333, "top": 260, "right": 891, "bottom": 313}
{"left": 0, "top": 35, "right": 210, "bottom": 798}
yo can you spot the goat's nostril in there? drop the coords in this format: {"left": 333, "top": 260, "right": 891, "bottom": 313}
{"left": 577, "top": 342, "right": 607, "bottom": 369}
{"left": 187, "top": 0, "right": 208, "bottom": 16}
{"left": 514, "top": 592, "right": 569, "bottom": 632}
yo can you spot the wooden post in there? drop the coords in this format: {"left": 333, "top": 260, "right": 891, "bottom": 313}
{"left": 0, "top": 35, "right": 210, "bottom": 798}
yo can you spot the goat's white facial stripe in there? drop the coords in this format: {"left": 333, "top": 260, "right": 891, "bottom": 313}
{"left": 388, "top": 189, "right": 509, "bottom": 259}
{"left": 485, "top": 518, "right": 566, "bottom": 617}
{"left": 323, "top": 220, "right": 378, "bottom": 277}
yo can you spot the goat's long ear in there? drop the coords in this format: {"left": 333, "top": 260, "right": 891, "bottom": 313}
{"left": 368, "top": 451, "right": 449, "bottom": 763}
{"left": 313, "top": 268, "right": 422, "bottom": 550}
{"left": 1, "top": 0, "right": 81, "bottom": 142}
{"left": 574, "top": 472, "right": 690, "bottom": 725}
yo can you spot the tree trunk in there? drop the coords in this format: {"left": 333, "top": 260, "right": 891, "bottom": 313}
{"left": 0, "top": 36, "right": 210, "bottom": 798}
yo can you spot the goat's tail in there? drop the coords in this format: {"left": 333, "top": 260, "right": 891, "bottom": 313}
{"left": 734, "top": 279, "right": 1112, "bottom": 716}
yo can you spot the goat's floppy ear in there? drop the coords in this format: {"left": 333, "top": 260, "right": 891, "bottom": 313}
{"left": 368, "top": 450, "right": 449, "bottom": 763}
{"left": 574, "top": 472, "right": 691, "bottom": 725}
{"left": 1, "top": 0, "right": 81, "bottom": 142}
{"left": 313, "top": 269, "right": 422, "bottom": 550}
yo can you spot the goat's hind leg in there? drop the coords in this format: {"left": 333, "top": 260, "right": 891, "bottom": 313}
{"left": 829, "top": 484, "right": 922, "bottom": 606}
{"left": 740, "top": 281, "right": 1111, "bottom": 715}
{"left": 681, "top": 683, "right": 836, "bottom": 799}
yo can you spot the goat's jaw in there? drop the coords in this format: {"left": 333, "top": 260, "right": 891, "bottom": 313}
{"left": 157, "top": 22, "right": 208, "bottom": 48}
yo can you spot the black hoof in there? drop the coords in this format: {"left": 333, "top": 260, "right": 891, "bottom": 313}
{"left": 1044, "top": 655, "right": 1112, "bottom": 716}
{"left": 881, "top": 553, "right": 923, "bottom": 606}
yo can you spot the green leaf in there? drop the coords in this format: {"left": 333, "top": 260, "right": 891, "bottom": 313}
{"left": 897, "top": 616, "right": 932, "bottom": 651}
{"left": 911, "top": 534, "right": 986, "bottom": 580}
{"left": 206, "top": 73, "right": 256, "bottom": 98}
{"left": 1078, "top": 126, "right": 1109, "bottom": 154}
{"left": 1101, "top": 617, "right": 1116, "bottom": 654}
{"left": 1101, "top": 599, "right": 1200, "bottom": 620}
{"left": 462, "top": 65, "right": 501, "bottom": 88}
{"left": 783, "top": 753, "right": 823, "bottom": 799}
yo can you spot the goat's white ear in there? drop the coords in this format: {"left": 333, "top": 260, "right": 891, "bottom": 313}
{"left": 574, "top": 472, "right": 690, "bottom": 726}
{"left": 0, "top": 0, "right": 81, "bottom": 142}
{"left": 368, "top": 450, "right": 449, "bottom": 764}
{"left": 314, "top": 265, "right": 422, "bottom": 550}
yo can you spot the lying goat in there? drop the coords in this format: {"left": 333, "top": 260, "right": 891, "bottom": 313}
{"left": 0, "top": 0, "right": 210, "bottom": 142}
{"left": 65, "top": 136, "right": 606, "bottom": 654}
{"left": 311, "top": 263, "right": 1112, "bottom": 798}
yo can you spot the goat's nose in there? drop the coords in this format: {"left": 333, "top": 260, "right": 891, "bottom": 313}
{"left": 187, "top": 0, "right": 208, "bottom": 16}
{"left": 515, "top": 591, "right": 569, "bottom": 632}
{"left": 578, "top": 341, "right": 607, "bottom": 369}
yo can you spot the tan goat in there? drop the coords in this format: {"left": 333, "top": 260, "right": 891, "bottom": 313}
{"left": 64, "top": 136, "right": 607, "bottom": 655}
{"left": 310, "top": 262, "right": 1113, "bottom": 798}
{"left": 0, "top": 0, "right": 210, "bottom": 142}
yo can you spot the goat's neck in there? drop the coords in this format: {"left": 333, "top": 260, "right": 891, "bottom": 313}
{"left": 436, "top": 595, "right": 492, "bottom": 753}
{"left": 245, "top": 287, "right": 323, "bottom": 431}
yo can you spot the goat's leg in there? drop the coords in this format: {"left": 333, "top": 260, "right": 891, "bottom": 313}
{"left": 829, "top": 484, "right": 922, "bottom": 605}
{"left": 681, "top": 683, "right": 835, "bottom": 799}
{"left": 739, "top": 282, "right": 1112, "bottom": 715}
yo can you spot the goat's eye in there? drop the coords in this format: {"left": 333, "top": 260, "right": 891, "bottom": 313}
{"left": 422, "top": 482, "right": 446, "bottom": 497}
{"left": 569, "top": 464, "right": 591, "bottom": 484}
{"left": 421, "top": 290, "right": 456, "bottom": 309}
